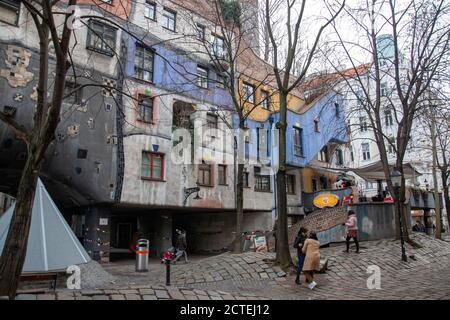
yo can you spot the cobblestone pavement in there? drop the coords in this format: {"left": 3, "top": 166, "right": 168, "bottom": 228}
{"left": 16, "top": 233, "right": 450, "bottom": 300}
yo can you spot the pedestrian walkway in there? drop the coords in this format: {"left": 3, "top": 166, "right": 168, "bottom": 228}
{"left": 16, "top": 233, "right": 450, "bottom": 300}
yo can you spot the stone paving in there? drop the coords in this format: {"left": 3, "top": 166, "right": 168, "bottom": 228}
{"left": 13, "top": 233, "right": 450, "bottom": 300}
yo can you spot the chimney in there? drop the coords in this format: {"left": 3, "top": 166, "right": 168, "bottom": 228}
{"left": 240, "top": 0, "right": 260, "bottom": 56}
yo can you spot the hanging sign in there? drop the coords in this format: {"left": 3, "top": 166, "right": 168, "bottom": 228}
{"left": 313, "top": 193, "right": 340, "bottom": 209}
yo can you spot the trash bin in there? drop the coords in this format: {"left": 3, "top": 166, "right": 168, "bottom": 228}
{"left": 135, "top": 239, "right": 149, "bottom": 272}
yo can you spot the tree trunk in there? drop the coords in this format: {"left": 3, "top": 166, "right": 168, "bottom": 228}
{"left": 275, "top": 93, "right": 292, "bottom": 269}
{"left": 233, "top": 163, "right": 245, "bottom": 253}
{"left": 0, "top": 154, "right": 40, "bottom": 299}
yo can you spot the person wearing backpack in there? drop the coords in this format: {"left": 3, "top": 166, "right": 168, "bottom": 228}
{"left": 293, "top": 227, "right": 308, "bottom": 285}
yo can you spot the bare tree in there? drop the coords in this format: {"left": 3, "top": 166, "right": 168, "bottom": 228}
{"left": 264, "top": 0, "right": 345, "bottom": 268}
{"left": 181, "top": 0, "right": 276, "bottom": 253}
{"left": 0, "top": 0, "right": 78, "bottom": 298}
{"left": 326, "top": 0, "right": 450, "bottom": 247}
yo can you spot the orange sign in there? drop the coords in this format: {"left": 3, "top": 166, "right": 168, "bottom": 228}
{"left": 313, "top": 193, "right": 340, "bottom": 208}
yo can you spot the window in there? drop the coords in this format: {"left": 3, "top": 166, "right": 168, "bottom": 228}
{"left": 206, "top": 113, "right": 218, "bottom": 130}
{"left": 101, "top": 0, "right": 113, "bottom": 4}
{"left": 243, "top": 170, "right": 249, "bottom": 187}
{"left": 141, "top": 151, "right": 164, "bottom": 180}
{"left": 334, "top": 102, "right": 340, "bottom": 117}
{"left": 197, "top": 66, "right": 208, "bottom": 88}
{"left": 138, "top": 95, "right": 153, "bottom": 123}
{"left": 144, "top": 1, "right": 156, "bottom": 20}
{"left": 320, "top": 177, "right": 328, "bottom": 190}
{"left": 212, "top": 35, "right": 226, "bottom": 59}
{"left": 245, "top": 133, "right": 250, "bottom": 161}
{"left": 86, "top": 20, "right": 116, "bottom": 56}
{"left": 362, "top": 143, "right": 371, "bottom": 161}
{"left": 255, "top": 167, "right": 270, "bottom": 192}
{"left": 134, "top": 43, "right": 154, "bottom": 82}
{"left": 293, "top": 126, "right": 303, "bottom": 157}
{"left": 335, "top": 149, "right": 343, "bottom": 165}
{"left": 218, "top": 165, "right": 227, "bottom": 185}
{"left": 356, "top": 90, "right": 364, "bottom": 107}
{"left": 359, "top": 116, "right": 368, "bottom": 132}
{"left": 196, "top": 23, "right": 206, "bottom": 41}
{"left": 319, "top": 146, "right": 329, "bottom": 163}
{"left": 381, "top": 82, "right": 388, "bottom": 97}
{"left": 261, "top": 90, "right": 270, "bottom": 109}
{"left": 217, "top": 74, "right": 227, "bottom": 89}
{"left": 77, "top": 149, "right": 88, "bottom": 159}
{"left": 385, "top": 110, "right": 393, "bottom": 126}
{"left": 162, "top": 8, "right": 176, "bottom": 31}
{"left": 387, "top": 137, "right": 396, "bottom": 154}
{"left": 0, "top": 0, "right": 20, "bottom": 25}
{"left": 312, "top": 178, "right": 318, "bottom": 192}
{"left": 243, "top": 82, "right": 255, "bottom": 104}
{"left": 64, "top": 81, "right": 83, "bottom": 105}
{"left": 198, "top": 162, "right": 213, "bottom": 186}
{"left": 350, "top": 146, "right": 354, "bottom": 162}
{"left": 256, "top": 128, "right": 269, "bottom": 161}
{"left": 286, "top": 174, "right": 296, "bottom": 194}
{"left": 314, "top": 119, "right": 320, "bottom": 132}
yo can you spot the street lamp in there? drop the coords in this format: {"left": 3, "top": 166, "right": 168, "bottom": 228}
{"left": 391, "top": 167, "right": 408, "bottom": 262}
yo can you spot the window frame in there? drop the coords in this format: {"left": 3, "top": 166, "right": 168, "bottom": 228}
{"left": 134, "top": 43, "right": 154, "bottom": 83}
{"left": 198, "top": 162, "right": 213, "bottom": 186}
{"left": 385, "top": 109, "right": 393, "bottom": 126}
{"left": 216, "top": 74, "right": 227, "bottom": 89}
{"left": 218, "top": 164, "right": 227, "bottom": 185}
{"left": 362, "top": 143, "right": 371, "bottom": 161}
{"left": 254, "top": 167, "right": 271, "bottom": 192}
{"left": 243, "top": 82, "right": 255, "bottom": 104}
{"left": 359, "top": 116, "right": 368, "bottom": 132}
{"left": 261, "top": 90, "right": 270, "bottom": 109}
{"left": 162, "top": 7, "right": 176, "bottom": 32}
{"left": 206, "top": 112, "right": 218, "bottom": 130}
{"left": 196, "top": 23, "right": 206, "bottom": 41}
{"left": 141, "top": 151, "right": 165, "bottom": 181}
{"left": 0, "top": 0, "right": 20, "bottom": 26}
{"left": 197, "top": 65, "right": 209, "bottom": 89}
{"left": 137, "top": 94, "right": 154, "bottom": 123}
{"left": 293, "top": 126, "right": 304, "bottom": 157}
{"left": 335, "top": 148, "right": 344, "bottom": 165}
{"left": 212, "top": 34, "right": 226, "bottom": 59}
{"left": 286, "top": 174, "right": 296, "bottom": 195}
{"left": 64, "top": 81, "right": 83, "bottom": 105}
{"left": 314, "top": 118, "right": 320, "bottom": 133}
{"left": 144, "top": 1, "right": 157, "bottom": 21}
{"left": 86, "top": 19, "right": 117, "bottom": 56}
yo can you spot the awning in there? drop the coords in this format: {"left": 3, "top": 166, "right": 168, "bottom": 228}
{"left": 348, "top": 161, "right": 421, "bottom": 182}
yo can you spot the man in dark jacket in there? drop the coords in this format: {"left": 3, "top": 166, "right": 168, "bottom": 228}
{"left": 294, "top": 227, "right": 308, "bottom": 285}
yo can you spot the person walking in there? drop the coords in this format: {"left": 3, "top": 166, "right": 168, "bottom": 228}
{"left": 293, "top": 227, "right": 308, "bottom": 285}
{"left": 174, "top": 229, "right": 188, "bottom": 263}
{"left": 344, "top": 210, "right": 360, "bottom": 253}
{"left": 302, "top": 232, "right": 321, "bottom": 290}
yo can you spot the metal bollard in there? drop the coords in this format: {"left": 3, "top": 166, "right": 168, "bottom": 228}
{"left": 165, "top": 260, "right": 171, "bottom": 286}
{"left": 135, "top": 239, "right": 150, "bottom": 272}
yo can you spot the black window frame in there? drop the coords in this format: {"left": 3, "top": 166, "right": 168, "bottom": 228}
{"left": 138, "top": 94, "right": 154, "bottom": 123}
{"left": 0, "top": 0, "right": 20, "bottom": 26}
{"left": 134, "top": 43, "right": 154, "bottom": 83}
{"left": 86, "top": 19, "right": 117, "bottom": 57}
{"left": 144, "top": 0, "right": 157, "bottom": 21}
{"left": 197, "top": 65, "right": 209, "bottom": 89}
{"left": 196, "top": 23, "right": 206, "bottom": 41}
{"left": 261, "top": 90, "right": 270, "bottom": 109}
{"left": 162, "top": 7, "right": 176, "bottom": 32}
{"left": 243, "top": 82, "right": 255, "bottom": 104}
{"left": 286, "top": 174, "right": 296, "bottom": 195}
{"left": 254, "top": 167, "right": 271, "bottom": 192}
{"left": 64, "top": 81, "right": 83, "bottom": 105}
{"left": 293, "top": 126, "right": 304, "bottom": 157}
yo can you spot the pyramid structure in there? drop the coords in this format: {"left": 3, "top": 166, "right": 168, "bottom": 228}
{"left": 0, "top": 179, "right": 91, "bottom": 273}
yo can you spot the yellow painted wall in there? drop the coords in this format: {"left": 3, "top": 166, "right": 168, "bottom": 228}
{"left": 301, "top": 167, "right": 339, "bottom": 193}
{"left": 238, "top": 76, "right": 305, "bottom": 122}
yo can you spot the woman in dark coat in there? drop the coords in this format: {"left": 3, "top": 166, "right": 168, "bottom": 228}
{"left": 293, "top": 227, "right": 308, "bottom": 285}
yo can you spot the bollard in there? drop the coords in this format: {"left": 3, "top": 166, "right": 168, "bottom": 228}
{"left": 135, "top": 239, "right": 150, "bottom": 272}
{"left": 165, "top": 260, "right": 171, "bottom": 286}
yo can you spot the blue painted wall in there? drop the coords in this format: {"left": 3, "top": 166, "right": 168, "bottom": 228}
{"left": 123, "top": 35, "right": 233, "bottom": 108}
